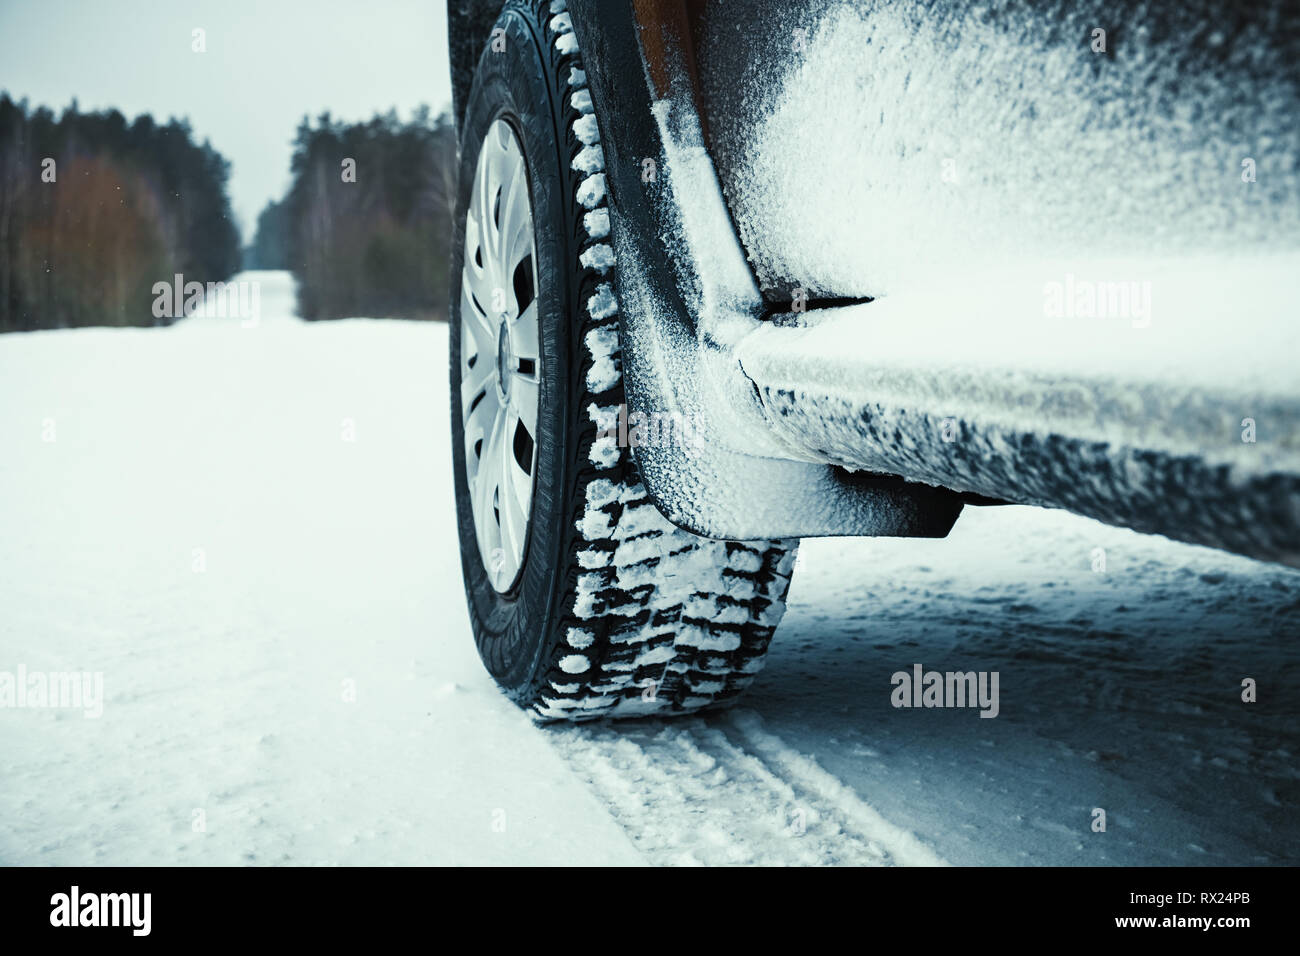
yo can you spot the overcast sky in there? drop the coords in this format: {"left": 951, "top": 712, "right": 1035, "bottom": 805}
{"left": 0, "top": 0, "right": 452, "bottom": 238}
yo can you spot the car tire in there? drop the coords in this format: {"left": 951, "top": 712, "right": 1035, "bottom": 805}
{"left": 449, "top": 0, "right": 797, "bottom": 720}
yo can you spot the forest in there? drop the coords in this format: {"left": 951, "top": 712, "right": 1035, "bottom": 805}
{"left": 255, "top": 107, "right": 458, "bottom": 321}
{"left": 0, "top": 94, "right": 241, "bottom": 332}
{"left": 0, "top": 96, "right": 459, "bottom": 331}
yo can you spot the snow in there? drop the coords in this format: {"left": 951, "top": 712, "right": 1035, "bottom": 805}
{"left": 585, "top": 282, "right": 618, "bottom": 320}
{"left": 583, "top": 325, "right": 620, "bottom": 391}
{"left": 732, "top": 253, "right": 1300, "bottom": 481}
{"left": 724, "top": 248, "right": 1300, "bottom": 565}
{"left": 617, "top": 31, "right": 1298, "bottom": 553}
{"left": 608, "top": 83, "right": 855, "bottom": 539}
{"left": 741, "top": 253, "right": 1300, "bottom": 403}
{"left": 569, "top": 90, "right": 592, "bottom": 115}
{"left": 548, "top": 12, "right": 572, "bottom": 36}
{"left": 572, "top": 114, "right": 600, "bottom": 147}
{"left": 585, "top": 403, "right": 621, "bottom": 468}
{"left": 0, "top": 274, "right": 640, "bottom": 866}
{"left": 3, "top": 271, "right": 1297, "bottom": 865}
{"left": 565, "top": 629, "right": 596, "bottom": 651}
{"left": 578, "top": 242, "right": 615, "bottom": 274}
{"left": 559, "top": 656, "right": 591, "bottom": 675}
{"left": 583, "top": 208, "right": 610, "bottom": 239}
{"left": 571, "top": 144, "right": 605, "bottom": 175}
{"left": 575, "top": 172, "right": 606, "bottom": 208}
{"left": 648, "top": 98, "right": 762, "bottom": 345}
{"left": 722, "top": 3, "right": 1300, "bottom": 300}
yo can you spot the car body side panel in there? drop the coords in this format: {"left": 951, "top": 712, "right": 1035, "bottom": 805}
{"left": 450, "top": 2, "right": 1300, "bottom": 565}
{"left": 693, "top": 0, "right": 1300, "bottom": 302}
{"left": 565, "top": 0, "right": 966, "bottom": 540}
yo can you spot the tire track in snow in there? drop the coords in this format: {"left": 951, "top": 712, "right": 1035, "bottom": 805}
{"left": 725, "top": 710, "right": 948, "bottom": 866}
{"left": 549, "top": 709, "right": 947, "bottom": 866}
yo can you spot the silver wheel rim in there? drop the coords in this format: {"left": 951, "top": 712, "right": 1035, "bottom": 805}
{"left": 460, "top": 118, "right": 540, "bottom": 593}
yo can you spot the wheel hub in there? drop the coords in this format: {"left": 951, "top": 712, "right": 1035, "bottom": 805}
{"left": 459, "top": 118, "right": 540, "bottom": 593}
{"left": 495, "top": 321, "right": 513, "bottom": 402}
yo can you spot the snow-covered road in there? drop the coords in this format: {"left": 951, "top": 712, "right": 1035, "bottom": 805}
{"left": 558, "top": 513, "right": 1300, "bottom": 865}
{"left": 3, "top": 273, "right": 1296, "bottom": 866}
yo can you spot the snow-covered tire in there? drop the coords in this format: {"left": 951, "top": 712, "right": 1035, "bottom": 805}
{"left": 450, "top": 0, "right": 797, "bottom": 721}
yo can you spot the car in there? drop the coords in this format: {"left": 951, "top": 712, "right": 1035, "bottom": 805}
{"left": 445, "top": 0, "right": 1300, "bottom": 720}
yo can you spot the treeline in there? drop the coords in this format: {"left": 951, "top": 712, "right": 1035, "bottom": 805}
{"left": 0, "top": 94, "right": 240, "bottom": 332}
{"left": 256, "top": 107, "right": 457, "bottom": 320}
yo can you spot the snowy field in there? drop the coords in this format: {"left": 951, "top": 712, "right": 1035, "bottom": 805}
{"left": 2, "top": 273, "right": 1297, "bottom": 866}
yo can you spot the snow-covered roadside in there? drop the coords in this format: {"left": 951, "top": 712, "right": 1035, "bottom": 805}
{"left": 0, "top": 276, "right": 640, "bottom": 865}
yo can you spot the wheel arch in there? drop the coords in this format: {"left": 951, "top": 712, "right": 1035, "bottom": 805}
{"left": 564, "top": 0, "right": 966, "bottom": 541}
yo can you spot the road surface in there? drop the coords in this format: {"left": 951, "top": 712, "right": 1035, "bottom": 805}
{"left": 2, "top": 272, "right": 1296, "bottom": 865}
